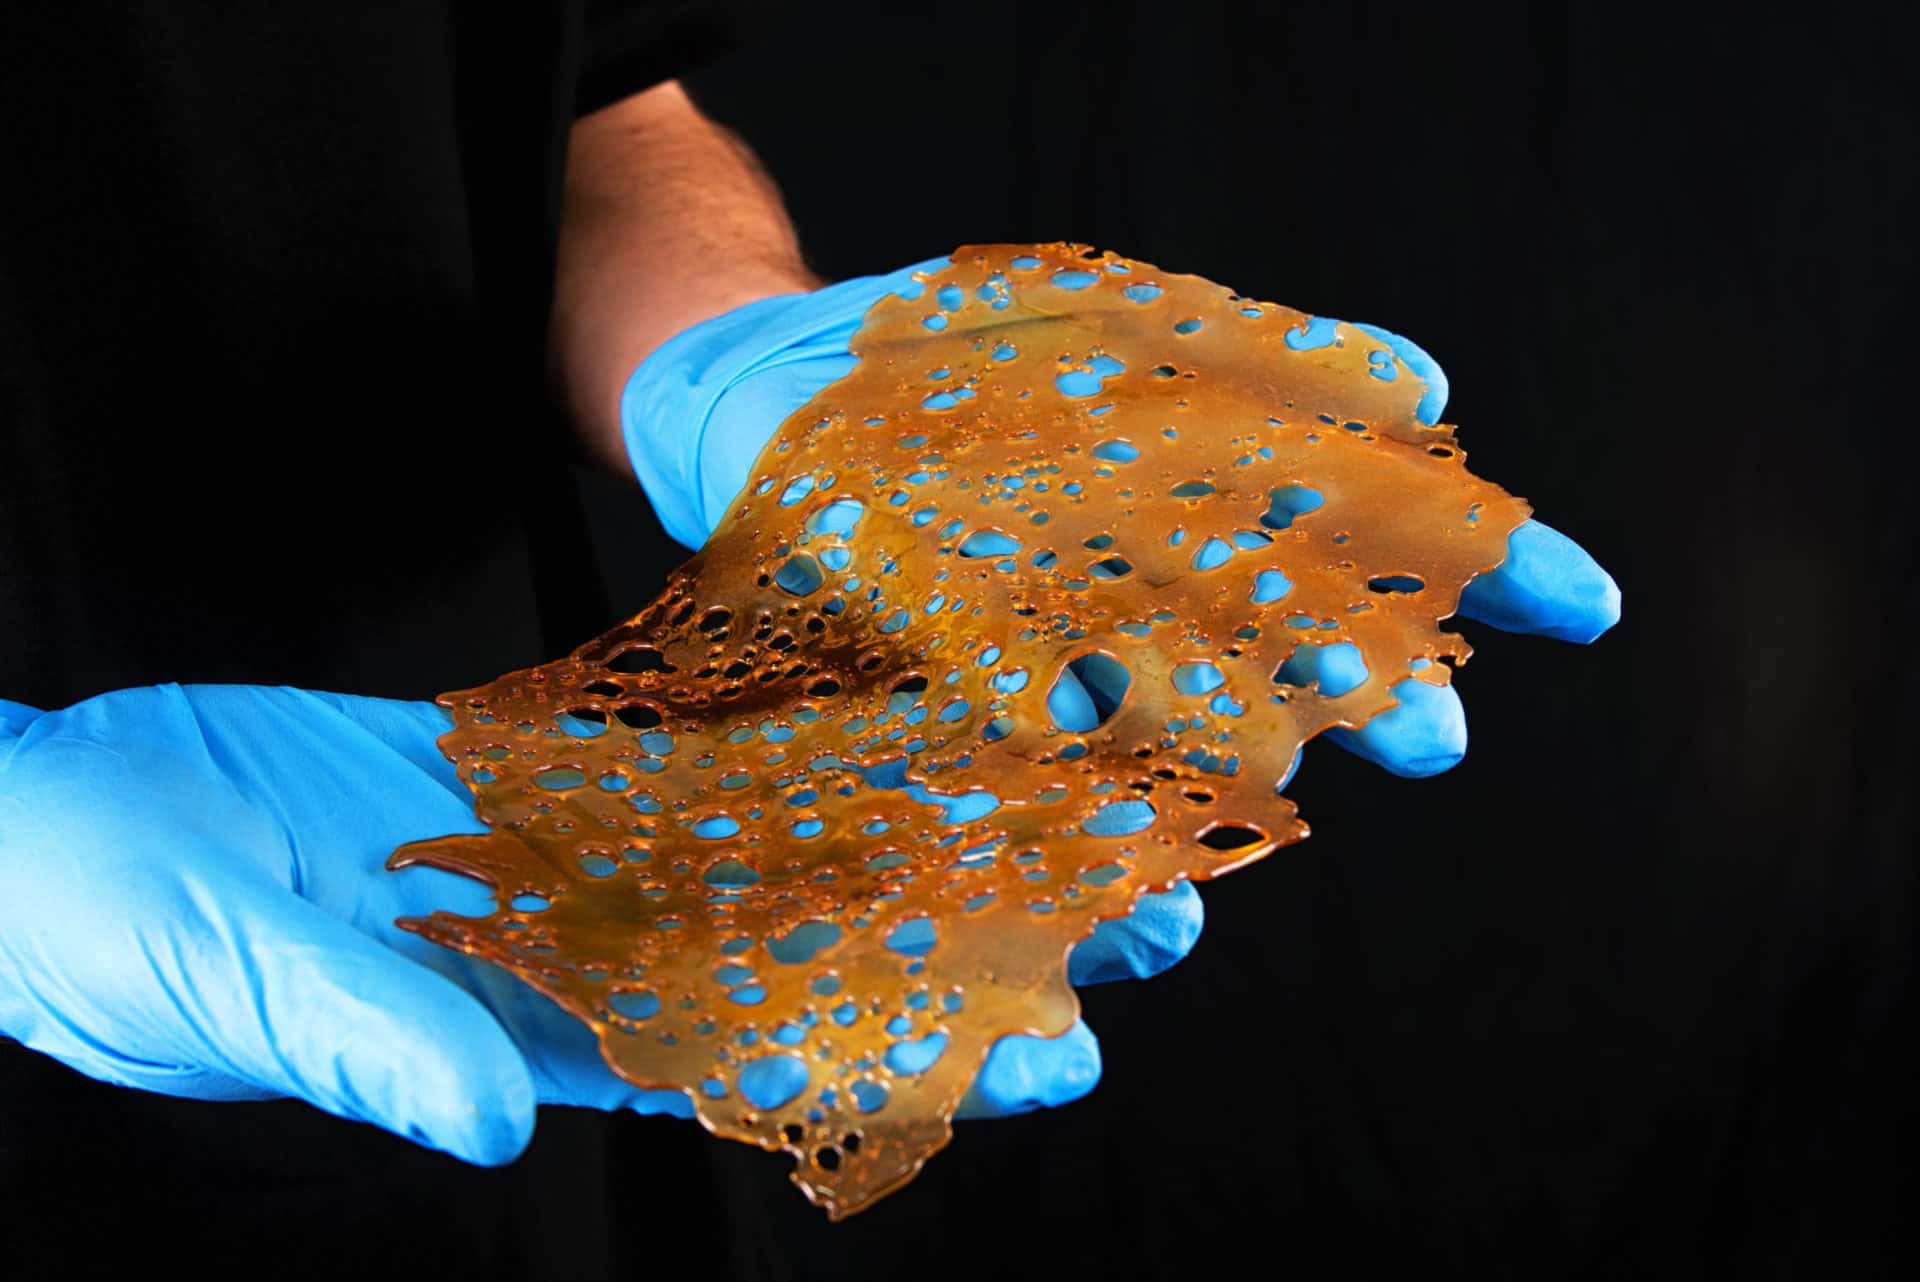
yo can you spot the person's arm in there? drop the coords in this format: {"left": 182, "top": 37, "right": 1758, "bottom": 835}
{"left": 549, "top": 79, "right": 821, "bottom": 474}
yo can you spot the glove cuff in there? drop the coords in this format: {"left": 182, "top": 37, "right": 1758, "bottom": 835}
{"left": 618, "top": 256, "right": 950, "bottom": 549}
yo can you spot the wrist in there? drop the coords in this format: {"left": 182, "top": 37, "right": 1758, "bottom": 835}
{"left": 553, "top": 260, "right": 822, "bottom": 477}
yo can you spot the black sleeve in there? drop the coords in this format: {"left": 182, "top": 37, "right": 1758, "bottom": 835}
{"left": 575, "top": 0, "right": 786, "bottom": 116}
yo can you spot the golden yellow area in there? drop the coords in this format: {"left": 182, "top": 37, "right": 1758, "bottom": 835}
{"left": 389, "top": 243, "right": 1529, "bottom": 1217}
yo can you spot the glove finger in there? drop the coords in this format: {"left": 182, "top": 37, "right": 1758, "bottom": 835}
{"left": 1046, "top": 667, "right": 1100, "bottom": 732}
{"left": 1457, "top": 519, "right": 1621, "bottom": 644}
{"left": 1326, "top": 677, "right": 1469, "bottom": 778}
{"left": 1273, "top": 644, "right": 1466, "bottom": 777}
{"left": 0, "top": 688, "right": 535, "bottom": 1159}
{"left": 167, "top": 877, "right": 538, "bottom": 1165}
{"left": 533, "top": 1018, "right": 695, "bottom": 1118}
{"left": 1352, "top": 321, "right": 1450, "bottom": 426}
{"left": 1342, "top": 331, "right": 1620, "bottom": 645}
{"left": 0, "top": 964, "right": 279, "bottom": 1104}
{"left": 852, "top": 760, "right": 1201, "bottom": 1023}
{"left": 955, "top": 1019, "right": 1102, "bottom": 1120}
{"left": 1274, "top": 640, "right": 1369, "bottom": 697}
{"left": 453, "top": 963, "right": 695, "bottom": 1119}
{"left": 1066, "top": 882, "right": 1204, "bottom": 985}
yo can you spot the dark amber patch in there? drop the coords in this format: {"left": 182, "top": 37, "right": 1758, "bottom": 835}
{"left": 389, "top": 243, "right": 1530, "bottom": 1217}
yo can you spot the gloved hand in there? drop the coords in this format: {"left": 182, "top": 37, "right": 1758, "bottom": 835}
{"left": 0, "top": 685, "right": 1192, "bottom": 1161}
{"left": 0, "top": 255, "right": 1617, "bottom": 1169}
{"left": 617, "top": 250, "right": 1622, "bottom": 1071}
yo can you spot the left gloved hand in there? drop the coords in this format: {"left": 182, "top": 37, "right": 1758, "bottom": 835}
{"left": 0, "top": 685, "right": 1181, "bottom": 1146}
{"left": 617, "top": 250, "right": 1621, "bottom": 1106}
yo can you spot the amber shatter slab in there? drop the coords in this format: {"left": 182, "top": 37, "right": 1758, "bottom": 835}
{"left": 390, "top": 243, "right": 1530, "bottom": 1217}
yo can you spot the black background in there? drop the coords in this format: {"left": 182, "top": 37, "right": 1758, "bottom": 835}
{"left": 666, "top": 3, "right": 1917, "bottom": 1276}
{"left": 5, "top": 3, "right": 1914, "bottom": 1279}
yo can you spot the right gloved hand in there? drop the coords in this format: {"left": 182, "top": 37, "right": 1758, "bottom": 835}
{"left": 620, "top": 253, "right": 1618, "bottom": 800}
{"left": 0, "top": 685, "right": 1198, "bottom": 1161}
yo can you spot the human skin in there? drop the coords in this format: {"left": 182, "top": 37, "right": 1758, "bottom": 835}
{"left": 548, "top": 79, "right": 824, "bottom": 475}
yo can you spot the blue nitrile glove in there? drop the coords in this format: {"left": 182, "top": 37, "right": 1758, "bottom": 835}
{"left": 0, "top": 683, "right": 1184, "bottom": 1151}
{"left": 617, "top": 257, "right": 1622, "bottom": 1110}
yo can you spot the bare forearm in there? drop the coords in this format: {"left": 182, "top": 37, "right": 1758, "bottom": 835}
{"left": 550, "top": 80, "right": 821, "bottom": 474}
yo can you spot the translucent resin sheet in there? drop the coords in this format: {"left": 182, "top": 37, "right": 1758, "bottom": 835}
{"left": 390, "top": 243, "right": 1530, "bottom": 1217}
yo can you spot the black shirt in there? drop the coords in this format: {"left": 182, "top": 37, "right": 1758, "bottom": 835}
{"left": 1, "top": 2, "right": 762, "bottom": 709}
{"left": 0, "top": 4, "right": 777, "bottom": 1274}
